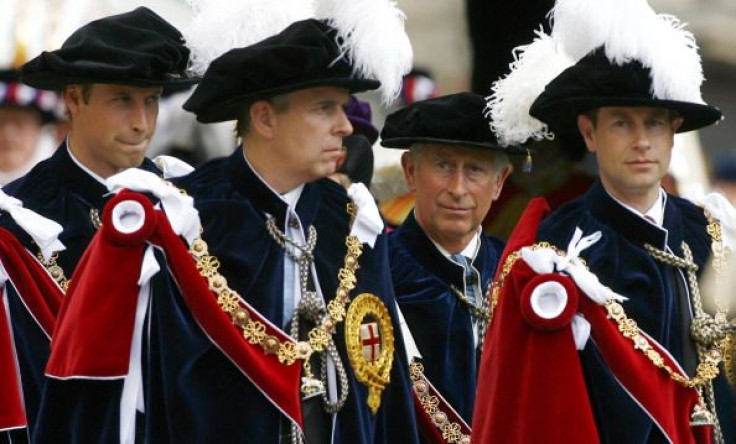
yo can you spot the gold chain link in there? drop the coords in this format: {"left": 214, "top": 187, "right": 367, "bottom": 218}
{"left": 36, "top": 251, "right": 70, "bottom": 292}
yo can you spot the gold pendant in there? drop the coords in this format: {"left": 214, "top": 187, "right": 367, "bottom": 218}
{"left": 344, "top": 293, "right": 395, "bottom": 414}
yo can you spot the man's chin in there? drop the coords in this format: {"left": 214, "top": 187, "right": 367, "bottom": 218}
{"left": 118, "top": 154, "right": 147, "bottom": 170}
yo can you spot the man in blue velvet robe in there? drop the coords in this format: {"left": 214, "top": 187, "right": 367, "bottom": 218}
{"left": 0, "top": 8, "right": 195, "bottom": 443}
{"left": 474, "top": 2, "right": 735, "bottom": 441}
{"left": 0, "top": 7, "right": 196, "bottom": 280}
{"left": 380, "top": 93, "right": 518, "bottom": 433}
{"left": 173, "top": 19, "right": 420, "bottom": 444}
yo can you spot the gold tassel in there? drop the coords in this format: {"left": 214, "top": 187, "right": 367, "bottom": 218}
{"left": 521, "top": 148, "right": 532, "bottom": 173}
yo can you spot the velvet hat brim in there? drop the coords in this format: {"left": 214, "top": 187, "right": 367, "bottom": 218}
{"left": 380, "top": 92, "right": 525, "bottom": 154}
{"left": 183, "top": 19, "right": 380, "bottom": 124}
{"left": 20, "top": 7, "right": 197, "bottom": 90}
{"left": 530, "top": 49, "right": 722, "bottom": 134}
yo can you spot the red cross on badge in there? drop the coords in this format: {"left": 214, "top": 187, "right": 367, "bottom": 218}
{"left": 360, "top": 322, "right": 381, "bottom": 362}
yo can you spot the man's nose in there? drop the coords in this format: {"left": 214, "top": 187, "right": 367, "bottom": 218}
{"left": 335, "top": 109, "right": 353, "bottom": 137}
{"left": 447, "top": 169, "right": 468, "bottom": 196}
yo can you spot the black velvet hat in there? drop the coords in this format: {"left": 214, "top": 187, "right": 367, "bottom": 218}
{"left": 183, "top": 19, "right": 380, "bottom": 123}
{"left": 20, "top": 7, "right": 196, "bottom": 90}
{"left": 530, "top": 49, "right": 722, "bottom": 134}
{"left": 380, "top": 92, "right": 524, "bottom": 154}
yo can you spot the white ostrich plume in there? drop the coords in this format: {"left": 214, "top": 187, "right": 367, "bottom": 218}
{"left": 487, "top": 30, "right": 573, "bottom": 146}
{"left": 184, "top": 0, "right": 315, "bottom": 76}
{"left": 315, "top": 0, "right": 413, "bottom": 105}
{"left": 643, "top": 14, "right": 704, "bottom": 104}
{"left": 551, "top": 0, "right": 705, "bottom": 104}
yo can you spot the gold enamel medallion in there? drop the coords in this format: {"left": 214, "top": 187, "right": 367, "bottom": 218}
{"left": 345, "top": 293, "right": 395, "bottom": 414}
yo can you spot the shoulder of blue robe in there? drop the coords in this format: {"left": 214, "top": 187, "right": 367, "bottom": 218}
{"left": 0, "top": 146, "right": 161, "bottom": 275}
{"left": 389, "top": 212, "right": 501, "bottom": 423}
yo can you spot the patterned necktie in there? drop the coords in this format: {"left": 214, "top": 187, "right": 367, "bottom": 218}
{"left": 451, "top": 254, "right": 477, "bottom": 305}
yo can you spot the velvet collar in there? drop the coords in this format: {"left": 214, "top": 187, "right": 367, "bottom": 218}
{"left": 226, "top": 147, "right": 321, "bottom": 230}
{"left": 395, "top": 211, "right": 472, "bottom": 288}
{"left": 584, "top": 180, "right": 686, "bottom": 254}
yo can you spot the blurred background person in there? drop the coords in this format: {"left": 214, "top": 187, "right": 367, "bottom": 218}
{"left": 0, "top": 69, "right": 63, "bottom": 185}
{"left": 330, "top": 95, "right": 378, "bottom": 188}
{"left": 711, "top": 152, "right": 736, "bottom": 205}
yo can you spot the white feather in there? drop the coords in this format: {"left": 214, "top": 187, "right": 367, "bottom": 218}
{"left": 551, "top": 0, "right": 705, "bottom": 104}
{"left": 315, "top": 0, "right": 413, "bottom": 105}
{"left": 184, "top": 0, "right": 314, "bottom": 76}
{"left": 487, "top": 30, "right": 573, "bottom": 147}
{"left": 644, "top": 14, "right": 704, "bottom": 103}
{"left": 551, "top": 0, "right": 655, "bottom": 64}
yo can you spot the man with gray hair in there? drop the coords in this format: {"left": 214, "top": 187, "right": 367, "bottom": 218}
{"left": 382, "top": 92, "right": 520, "bottom": 440}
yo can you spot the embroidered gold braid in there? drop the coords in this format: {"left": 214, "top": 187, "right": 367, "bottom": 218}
{"left": 190, "top": 202, "right": 362, "bottom": 367}
{"left": 724, "top": 331, "right": 735, "bottom": 390}
{"left": 36, "top": 252, "right": 70, "bottom": 292}
{"left": 409, "top": 361, "right": 470, "bottom": 444}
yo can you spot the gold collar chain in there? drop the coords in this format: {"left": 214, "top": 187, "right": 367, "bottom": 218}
{"left": 449, "top": 284, "right": 490, "bottom": 321}
{"left": 190, "top": 202, "right": 361, "bottom": 367}
{"left": 35, "top": 207, "right": 103, "bottom": 293}
{"left": 37, "top": 251, "right": 70, "bottom": 292}
{"left": 643, "top": 211, "right": 731, "bottom": 443}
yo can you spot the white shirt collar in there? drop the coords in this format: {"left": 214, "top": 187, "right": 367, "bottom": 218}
{"left": 66, "top": 139, "right": 107, "bottom": 185}
{"left": 242, "top": 148, "right": 304, "bottom": 206}
{"left": 429, "top": 225, "right": 481, "bottom": 263}
{"left": 608, "top": 187, "right": 667, "bottom": 227}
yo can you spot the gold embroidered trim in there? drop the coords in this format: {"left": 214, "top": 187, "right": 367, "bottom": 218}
{"left": 37, "top": 252, "right": 69, "bottom": 292}
{"left": 409, "top": 360, "right": 470, "bottom": 444}
{"left": 723, "top": 328, "right": 735, "bottom": 389}
{"left": 190, "top": 202, "right": 362, "bottom": 367}
{"left": 605, "top": 297, "right": 721, "bottom": 388}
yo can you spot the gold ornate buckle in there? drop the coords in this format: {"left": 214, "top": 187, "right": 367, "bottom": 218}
{"left": 344, "top": 293, "right": 395, "bottom": 414}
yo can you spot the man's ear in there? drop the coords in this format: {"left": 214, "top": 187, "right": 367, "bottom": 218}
{"left": 577, "top": 114, "right": 597, "bottom": 154}
{"left": 672, "top": 115, "right": 685, "bottom": 133}
{"left": 63, "top": 85, "right": 83, "bottom": 117}
{"left": 491, "top": 164, "right": 512, "bottom": 200}
{"left": 400, "top": 151, "right": 418, "bottom": 192}
{"left": 249, "top": 100, "right": 277, "bottom": 139}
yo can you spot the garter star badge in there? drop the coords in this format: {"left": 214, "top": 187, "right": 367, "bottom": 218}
{"left": 345, "top": 293, "right": 395, "bottom": 414}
